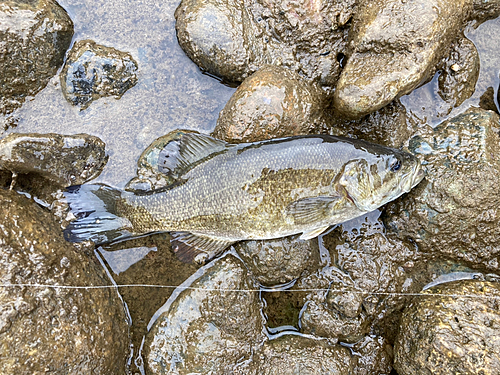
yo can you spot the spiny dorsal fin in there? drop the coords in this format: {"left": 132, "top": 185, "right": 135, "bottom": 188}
{"left": 170, "top": 232, "right": 234, "bottom": 264}
{"left": 285, "top": 196, "right": 344, "bottom": 225}
{"left": 158, "top": 131, "right": 229, "bottom": 176}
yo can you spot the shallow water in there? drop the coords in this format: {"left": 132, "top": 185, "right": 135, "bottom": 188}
{"left": 3, "top": 1, "right": 500, "bottom": 373}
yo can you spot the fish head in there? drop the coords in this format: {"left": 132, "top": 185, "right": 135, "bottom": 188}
{"left": 338, "top": 149, "right": 425, "bottom": 212}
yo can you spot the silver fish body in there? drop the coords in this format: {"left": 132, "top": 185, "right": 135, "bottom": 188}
{"left": 65, "top": 132, "right": 424, "bottom": 263}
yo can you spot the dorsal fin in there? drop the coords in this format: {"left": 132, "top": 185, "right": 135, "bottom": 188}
{"left": 157, "top": 131, "right": 229, "bottom": 176}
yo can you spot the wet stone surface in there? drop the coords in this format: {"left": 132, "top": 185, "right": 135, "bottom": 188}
{"left": 60, "top": 39, "right": 139, "bottom": 110}
{"left": 0, "top": 133, "right": 108, "bottom": 187}
{"left": 330, "top": 99, "right": 416, "bottom": 148}
{"left": 333, "top": 0, "right": 474, "bottom": 118}
{"left": 249, "top": 335, "right": 356, "bottom": 374}
{"left": 176, "top": 0, "right": 500, "bottom": 118}
{"left": 0, "top": 188, "right": 129, "bottom": 375}
{"left": 0, "top": 0, "right": 74, "bottom": 117}
{"left": 175, "top": 0, "right": 352, "bottom": 87}
{"left": 236, "top": 235, "right": 318, "bottom": 287}
{"left": 212, "top": 65, "right": 328, "bottom": 143}
{"left": 145, "top": 254, "right": 266, "bottom": 374}
{"left": 299, "top": 212, "right": 421, "bottom": 343}
{"left": 394, "top": 280, "right": 500, "bottom": 375}
{"left": 384, "top": 108, "right": 500, "bottom": 272}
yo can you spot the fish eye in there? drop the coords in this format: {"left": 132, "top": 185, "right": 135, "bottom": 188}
{"left": 390, "top": 159, "right": 402, "bottom": 172}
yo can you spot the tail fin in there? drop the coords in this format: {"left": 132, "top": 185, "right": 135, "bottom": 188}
{"left": 63, "top": 184, "right": 134, "bottom": 244}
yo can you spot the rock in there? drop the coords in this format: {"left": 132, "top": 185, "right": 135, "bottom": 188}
{"left": 479, "top": 87, "right": 498, "bottom": 114}
{"left": 472, "top": 0, "right": 500, "bottom": 25}
{"left": 351, "top": 335, "right": 393, "bottom": 375}
{"left": 299, "top": 212, "right": 419, "bottom": 343}
{"left": 175, "top": 0, "right": 352, "bottom": 87}
{"left": 249, "top": 335, "right": 356, "bottom": 374}
{"left": 333, "top": 0, "right": 473, "bottom": 119}
{"left": 394, "top": 280, "right": 500, "bottom": 375}
{"left": 330, "top": 99, "right": 416, "bottom": 148}
{"left": 0, "top": 0, "right": 74, "bottom": 115}
{"left": 145, "top": 254, "right": 266, "bottom": 374}
{"left": 437, "top": 37, "right": 480, "bottom": 109}
{"left": 236, "top": 235, "right": 318, "bottom": 287}
{"left": 383, "top": 108, "right": 500, "bottom": 272}
{"left": 0, "top": 133, "right": 108, "bottom": 186}
{"left": 60, "top": 40, "right": 138, "bottom": 110}
{"left": 0, "top": 188, "right": 129, "bottom": 374}
{"left": 213, "top": 66, "right": 327, "bottom": 143}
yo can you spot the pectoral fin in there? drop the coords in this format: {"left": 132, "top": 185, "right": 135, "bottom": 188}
{"left": 300, "top": 226, "right": 330, "bottom": 240}
{"left": 285, "top": 196, "right": 345, "bottom": 225}
{"left": 171, "top": 232, "right": 235, "bottom": 264}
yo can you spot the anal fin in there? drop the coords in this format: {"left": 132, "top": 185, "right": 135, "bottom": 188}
{"left": 171, "top": 232, "right": 235, "bottom": 264}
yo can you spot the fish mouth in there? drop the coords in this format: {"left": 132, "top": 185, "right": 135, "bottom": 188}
{"left": 404, "top": 160, "right": 425, "bottom": 192}
{"left": 411, "top": 162, "right": 426, "bottom": 188}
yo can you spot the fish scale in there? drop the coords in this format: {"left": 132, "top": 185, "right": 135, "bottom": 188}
{"left": 64, "top": 131, "right": 424, "bottom": 263}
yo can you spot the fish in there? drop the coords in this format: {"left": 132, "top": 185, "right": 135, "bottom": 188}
{"left": 64, "top": 131, "right": 425, "bottom": 263}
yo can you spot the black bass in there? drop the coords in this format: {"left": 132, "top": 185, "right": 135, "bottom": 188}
{"left": 64, "top": 131, "right": 424, "bottom": 263}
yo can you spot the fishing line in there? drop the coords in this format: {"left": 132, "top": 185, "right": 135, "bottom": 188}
{"left": 0, "top": 283, "right": 499, "bottom": 300}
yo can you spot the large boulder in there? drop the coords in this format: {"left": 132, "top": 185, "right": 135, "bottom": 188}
{"left": 394, "top": 280, "right": 500, "bottom": 375}
{"left": 0, "top": 188, "right": 130, "bottom": 374}
{"left": 212, "top": 65, "right": 327, "bottom": 143}
{"left": 145, "top": 255, "right": 266, "bottom": 374}
{"left": 0, "top": 0, "right": 74, "bottom": 115}
{"left": 384, "top": 108, "right": 500, "bottom": 272}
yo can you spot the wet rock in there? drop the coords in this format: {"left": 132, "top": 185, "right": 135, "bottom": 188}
{"left": 479, "top": 87, "right": 498, "bottom": 114}
{"left": 0, "top": 133, "right": 108, "bottom": 186}
{"left": 333, "top": 0, "right": 473, "bottom": 119}
{"left": 0, "top": 0, "right": 74, "bottom": 115}
{"left": 175, "top": 0, "right": 352, "bottom": 87}
{"left": 299, "top": 212, "right": 420, "bottom": 343}
{"left": 145, "top": 254, "right": 266, "bottom": 374}
{"left": 60, "top": 40, "right": 138, "bottom": 110}
{"left": 236, "top": 235, "right": 318, "bottom": 287}
{"left": 250, "top": 335, "right": 356, "bottom": 374}
{"left": 212, "top": 66, "right": 327, "bottom": 143}
{"left": 472, "top": 0, "right": 500, "bottom": 25}
{"left": 384, "top": 108, "right": 500, "bottom": 272}
{"left": 437, "top": 37, "right": 480, "bottom": 109}
{"left": 394, "top": 280, "right": 500, "bottom": 375}
{"left": 0, "top": 188, "right": 129, "bottom": 374}
{"left": 352, "top": 335, "right": 393, "bottom": 375}
{"left": 331, "top": 99, "right": 416, "bottom": 148}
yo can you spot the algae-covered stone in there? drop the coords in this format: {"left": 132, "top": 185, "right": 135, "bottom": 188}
{"left": 0, "top": 133, "right": 108, "bottom": 186}
{"left": 333, "top": 0, "right": 473, "bottom": 119}
{"left": 384, "top": 108, "right": 500, "bottom": 272}
{"left": 352, "top": 335, "right": 393, "bottom": 375}
{"left": 300, "top": 212, "right": 419, "bottom": 342}
{"left": 175, "top": 0, "right": 352, "bottom": 86}
{"left": 60, "top": 40, "right": 138, "bottom": 110}
{"left": 145, "top": 254, "right": 266, "bottom": 374}
{"left": 394, "top": 280, "right": 500, "bottom": 375}
{"left": 250, "top": 335, "right": 356, "bottom": 374}
{"left": 0, "top": 0, "right": 74, "bottom": 115}
{"left": 212, "top": 66, "right": 327, "bottom": 143}
{"left": 0, "top": 189, "right": 129, "bottom": 374}
{"left": 331, "top": 99, "right": 416, "bottom": 148}
{"left": 437, "top": 37, "right": 480, "bottom": 109}
{"left": 236, "top": 235, "right": 317, "bottom": 287}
